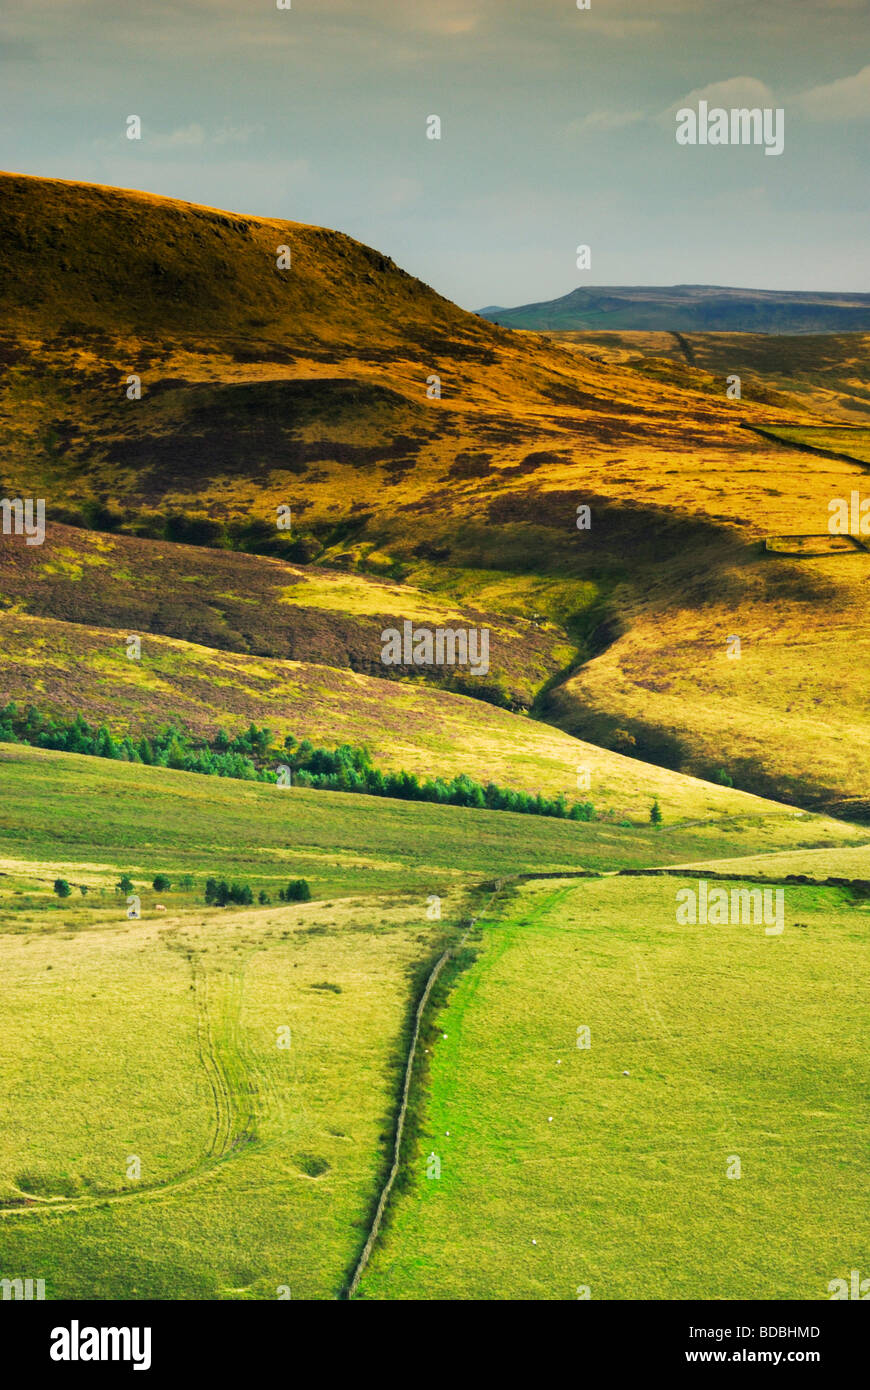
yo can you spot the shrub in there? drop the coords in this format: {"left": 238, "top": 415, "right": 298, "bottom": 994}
{"left": 152, "top": 873, "right": 172, "bottom": 892}
{"left": 205, "top": 878, "right": 254, "bottom": 907}
{"left": 613, "top": 728, "right": 637, "bottom": 752}
{"left": 53, "top": 878, "right": 71, "bottom": 898}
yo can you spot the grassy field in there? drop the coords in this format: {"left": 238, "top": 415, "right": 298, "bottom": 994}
{"left": 360, "top": 873, "right": 869, "bottom": 1300}
{"left": 0, "top": 894, "right": 465, "bottom": 1298}
{"left": 0, "top": 748, "right": 863, "bottom": 1299}
{"left": 0, "top": 745, "right": 860, "bottom": 915}
{"left": 670, "top": 842, "right": 870, "bottom": 880}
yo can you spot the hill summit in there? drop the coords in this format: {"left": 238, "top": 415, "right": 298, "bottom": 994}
{"left": 478, "top": 284, "right": 870, "bottom": 334}
{"left": 0, "top": 168, "right": 495, "bottom": 357}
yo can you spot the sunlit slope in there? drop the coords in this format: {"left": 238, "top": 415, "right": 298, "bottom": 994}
{"left": 545, "top": 543, "right": 870, "bottom": 817}
{"left": 0, "top": 172, "right": 866, "bottom": 817}
{"left": 0, "top": 521, "right": 571, "bottom": 708}
{"left": 550, "top": 329, "right": 870, "bottom": 422}
{"left": 0, "top": 170, "right": 805, "bottom": 530}
{"left": 0, "top": 747, "right": 858, "bottom": 907}
{"left": 665, "top": 842, "right": 870, "bottom": 880}
{"left": 0, "top": 609, "right": 847, "bottom": 831}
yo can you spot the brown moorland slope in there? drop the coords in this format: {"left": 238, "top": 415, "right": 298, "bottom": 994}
{"left": 549, "top": 328, "right": 870, "bottom": 422}
{"left": 0, "top": 171, "right": 866, "bottom": 816}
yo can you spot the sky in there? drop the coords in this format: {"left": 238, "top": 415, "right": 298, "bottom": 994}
{"left": 1, "top": 0, "right": 868, "bottom": 308}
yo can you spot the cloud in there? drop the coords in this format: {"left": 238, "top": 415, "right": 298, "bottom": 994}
{"left": 659, "top": 76, "right": 777, "bottom": 124}
{"left": 570, "top": 109, "right": 647, "bottom": 133}
{"left": 90, "top": 120, "right": 264, "bottom": 158}
{"left": 379, "top": 176, "right": 424, "bottom": 209}
{"left": 162, "top": 123, "right": 206, "bottom": 148}
{"left": 213, "top": 123, "right": 263, "bottom": 146}
{"left": 570, "top": 74, "right": 782, "bottom": 139}
{"left": 660, "top": 65, "right": 870, "bottom": 128}
{"left": 797, "top": 63, "right": 870, "bottom": 119}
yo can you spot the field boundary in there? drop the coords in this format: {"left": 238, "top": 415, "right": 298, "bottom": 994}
{"left": 742, "top": 422, "right": 870, "bottom": 469}
{"left": 346, "top": 885, "right": 505, "bottom": 1299}
{"left": 515, "top": 865, "right": 870, "bottom": 889}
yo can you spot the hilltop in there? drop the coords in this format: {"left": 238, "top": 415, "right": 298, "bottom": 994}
{"left": 478, "top": 285, "right": 870, "bottom": 334}
{"left": 0, "top": 171, "right": 867, "bottom": 817}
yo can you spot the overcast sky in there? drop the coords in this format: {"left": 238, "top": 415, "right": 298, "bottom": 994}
{"left": 1, "top": 0, "right": 868, "bottom": 307}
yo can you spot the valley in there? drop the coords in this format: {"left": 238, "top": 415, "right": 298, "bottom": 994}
{"left": 0, "top": 170, "right": 866, "bottom": 1303}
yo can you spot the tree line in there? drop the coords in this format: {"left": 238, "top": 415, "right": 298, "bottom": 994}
{"left": 50, "top": 871, "right": 311, "bottom": 907}
{"left": 0, "top": 703, "right": 597, "bottom": 822}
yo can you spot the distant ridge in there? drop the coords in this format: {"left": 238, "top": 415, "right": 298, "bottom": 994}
{"left": 478, "top": 284, "right": 870, "bottom": 334}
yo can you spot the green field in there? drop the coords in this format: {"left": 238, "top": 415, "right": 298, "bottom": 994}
{"left": 0, "top": 894, "right": 464, "bottom": 1298}
{"left": 1, "top": 745, "right": 864, "bottom": 1299}
{"left": 1, "top": 744, "right": 857, "bottom": 908}
{"left": 755, "top": 425, "right": 870, "bottom": 466}
{"left": 360, "top": 875, "right": 869, "bottom": 1300}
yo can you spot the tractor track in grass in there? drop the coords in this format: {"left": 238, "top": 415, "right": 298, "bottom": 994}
{"left": 0, "top": 960, "right": 258, "bottom": 1222}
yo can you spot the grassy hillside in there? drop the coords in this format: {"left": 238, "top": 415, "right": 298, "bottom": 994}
{"left": 0, "top": 170, "right": 491, "bottom": 352}
{"left": 550, "top": 330, "right": 870, "bottom": 423}
{"left": 0, "top": 610, "right": 815, "bottom": 824}
{"left": 1, "top": 746, "right": 857, "bottom": 913}
{"left": 544, "top": 540, "right": 870, "bottom": 819}
{"left": 360, "top": 873, "right": 869, "bottom": 1299}
{"left": 0, "top": 523, "right": 572, "bottom": 709}
{"left": 751, "top": 424, "right": 870, "bottom": 465}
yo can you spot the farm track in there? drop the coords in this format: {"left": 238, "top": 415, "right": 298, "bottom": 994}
{"left": 196, "top": 970, "right": 236, "bottom": 1160}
